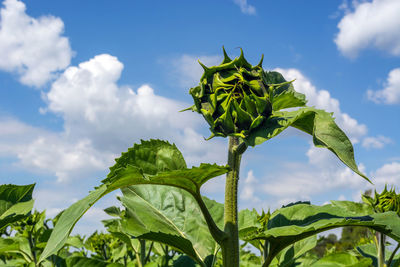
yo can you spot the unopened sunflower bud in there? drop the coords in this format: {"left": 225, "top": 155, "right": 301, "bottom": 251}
{"left": 364, "top": 186, "right": 400, "bottom": 216}
{"left": 186, "top": 48, "right": 274, "bottom": 139}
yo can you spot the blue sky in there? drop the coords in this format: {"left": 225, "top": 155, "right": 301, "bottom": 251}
{"left": 1, "top": 0, "right": 400, "bottom": 234}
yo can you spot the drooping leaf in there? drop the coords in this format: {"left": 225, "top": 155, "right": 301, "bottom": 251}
{"left": 269, "top": 236, "right": 317, "bottom": 267}
{"left": 242, "top": 201, "right": 400, "bottom": 262}
{"left": 246, "top": 107, "right": 369, "bottom": 182}
{"left": 0, "top": 184, "right": 35, "bottom": 230}
{"left": 39, "top": 140, "right": 228, "bottom": 263}
{"left": 119, "top": 185, "right": 220, "bottom": 264}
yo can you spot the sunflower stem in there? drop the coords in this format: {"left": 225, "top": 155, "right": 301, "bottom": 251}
{"left": 221, "top": 136, "right": 242, "bottom": 267}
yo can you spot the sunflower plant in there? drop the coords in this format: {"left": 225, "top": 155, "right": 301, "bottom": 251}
{"left": 32, "top": 48, "right": 400, "bottom": 267}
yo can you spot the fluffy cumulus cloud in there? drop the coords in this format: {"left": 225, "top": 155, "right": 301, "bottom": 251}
{"left": 18, "top": 137, "right": 113, "bottom": 183}
{"left": 371, "top": 161, "right": 400, "bottom": 189}
{"left": 362, "top": 135, "right": 392, "bottom": 149}
{"left": 1, "top": 54, "right": 226, "bottom": 182}
{"left": 233, "top": 153, "right": 370, "bottom": 210}
{"left": 0, "top": 0, "right": 72, "bottom": 86}
{"left": 278, "top": 161, "right": 365, "bottom": 196}
{"left": 0, "top": 117, "right": 114, "bottom": 183}
{"left": 275, "top": 68, "right": 367, "bottom": 143}
{"left": 0, "top": 117, "right": 45, "bottom": 156}
{"left": 233, "top": 0, "right": 256, "bottom": 15}
{"left": 37, "top": 54, "right": 225, "bottom": 180}
{"left": 258, "top": 150, "right": 369, "bottom": 208}
{"left": 335, "top": 0, "right": 400, "bottom": 58}
{"left": 367, "top": 68, "right": 400, "bottom": 104}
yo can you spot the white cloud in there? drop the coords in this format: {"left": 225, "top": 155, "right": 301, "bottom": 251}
{"left": 0, "top": 117, "right": 45, "bottom": 156}
{"left": 0, "top": 117, "right": 114, "bottom": 182}
{"left": 170, "top": 54, "right": 221, "bottom": 88}
{"left": 17, "top": 137, "right": 113, "bottom": 183}
{"left": 335, "top": 0, "right": 400, "bottom": 58}
{"left": 0, "top": 0, "right": 72, "bottom": 86}
{"left": 362, "top": 135, "right": 392, "bottom": 149}
{"left": 275, "top": 68, "right": 367, "bottom": 143}
{"left": 240, "top": 170, "right": 260, "bottom": 203}
{"left": 367, "top": 68, "right": 400, "bottom": 104}
{"left": 233, "top": 0, "right": 256, "bottom": 15}
{"left": 3, "top": 53, "right": 225, "bottom": 182}
{"left": 1, "top": 54, "right": 227, "bottom": 182}
{"left": 371, "top": 161, "right": 400, "bottom": 188}
{"left": 44, "top": 54, "right": 225, "bottom": 165}
{"left": 262, "top": 156, "right": 368, "bottom": 202}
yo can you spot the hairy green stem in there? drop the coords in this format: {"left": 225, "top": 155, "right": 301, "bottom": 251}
{"left": 377, "top": 232, "right": 386, "bottom": 267}
{"left": 222, "top": 136, "right": 242, "bottom": 267}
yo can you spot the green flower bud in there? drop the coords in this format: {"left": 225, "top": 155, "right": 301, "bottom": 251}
{"left": 364, "top": 186, "right": 400, "bottom": 216}
{"left": 186, "top": 48, "right": 276, "bottom": 139}
{"left": 258, "top": 209, "right": 270, "bottom": 229}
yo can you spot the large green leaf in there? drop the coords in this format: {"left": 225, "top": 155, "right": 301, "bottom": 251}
{"left": 238, "top": 208, "right": 261, "bottom": 239}
{"left": 108, "top": 186, "right": 257, "bottom": 265}
{"left": 242, "top": 201, "right": 400, "bottom": 262}
{"left": 269, "top": 236, "right": 317, "bottom": 267}
{"left": 107, "top": 139, "right": 187, "bottom": 178}
{"left": 246, "top": 107, "right": 369, "bottom": 182}
{"left": 0, "top": 184, "right": 35, "bottom": 230}
{"left": 307, "top": 252, "right": 372, "bottom": 267}
{"left": 39, "top": 140, "right": 228, "bottom": 263}
{"left": 264, "top": 71, "right": 307, "bottom": 111}
{"left": 119, "top": 185, "right": 219, "bottom": 264}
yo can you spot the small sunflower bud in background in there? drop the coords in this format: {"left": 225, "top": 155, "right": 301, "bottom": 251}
{"left": 186, "top": 47, "right": 285, "bottom": 140}
{"left": 362, "top": 186, "right": 400, "bottom": 216}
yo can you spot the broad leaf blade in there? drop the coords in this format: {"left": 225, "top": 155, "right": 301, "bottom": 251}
{"left": 39, "top": 184, "right": 108, "bottom": 262}
{"left": 270, "top": 236, "right": 317, "bottom": 267}
{"left": 264, "top": 71, "right": 307, "bottom": 111}
{"left": 238, "top": 209, "right": 260, "bottom": 239}
{"left": 246, "top": 107, "right": 369, "bottom": 182}
{"left": 243, "top": 201, "right": 400, "bottom": 261}
{"left": 119, "top": 185, "right": 220, "bottom": 263}
{"left": 0, "top": 184, "right": 35, "bottom": 230}
{"left": 107, "top": 139, "right": 187, "bottom": 178}
{"left": 39, "top": 140, "right": 228, "bottom": 262}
